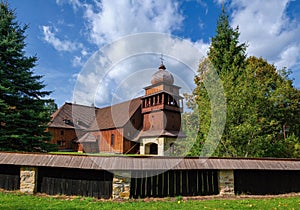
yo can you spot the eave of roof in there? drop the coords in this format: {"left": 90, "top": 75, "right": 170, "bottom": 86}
{"left": 141, "top": 90, "right": 184, "bottom": 99}
{"left": 1, "top": 152, "right": 300, "bottom": 171}
{"left": 144, "top": 82, "right": 181, "bottom": 90}
{"left": 137, "top": 130, "right": 186, "bottom": 139}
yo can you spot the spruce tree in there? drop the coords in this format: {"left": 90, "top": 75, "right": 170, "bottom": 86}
{"left": 0, "top": 2, "right": 56, "bottom": 152}
{"left": 208, "top": 7, "right": 247, "bottom": 75}
{"left": 189, "top": 7, "right": 247, "bottom": 157}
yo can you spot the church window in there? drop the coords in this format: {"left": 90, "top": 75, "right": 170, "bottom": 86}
{"left": 111, "top": 134, "right": 115, "bottom": 146}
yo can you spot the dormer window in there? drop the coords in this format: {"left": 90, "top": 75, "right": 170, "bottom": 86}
{"left": 63, "top": 119, "right": 71, "bottom": 125}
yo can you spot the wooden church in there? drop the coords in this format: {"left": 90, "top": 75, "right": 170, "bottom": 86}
{"left": 48, "top": 62, "right": 185, "bottom": 156}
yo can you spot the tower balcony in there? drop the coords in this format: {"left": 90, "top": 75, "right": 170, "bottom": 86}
{"left": 142, "top": 103, "right": 183, "bottom": 113}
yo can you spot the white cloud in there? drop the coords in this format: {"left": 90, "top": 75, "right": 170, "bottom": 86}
{"left": 70, "top": 0, "right": 198, "bottom": 106}
{"left": 275, "top": 44, "right": 300, "bottom": 69}
{"left": 83, "top": 0, "right": 183, "bottom": 46}
{"left": 42, "top": 25, "right": 84, "bottom": 52}
{"left": 72, "top": 56, "right": 84, "bottom": 67}
{"left": 73, "top": 34, "right": 208, "bottom": 107}
{"left": 56, "top": 0, "right": 82, "bottom": 11}
{"left": 229, "top": 0, "right": 300, "bottom": 70}
{"left": 214, "top": 0, "right": 226, "bottom": 4}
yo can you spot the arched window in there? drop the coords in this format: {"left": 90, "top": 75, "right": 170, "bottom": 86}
{"left": 111, "top": 134, "right": 115, "bottom": 146}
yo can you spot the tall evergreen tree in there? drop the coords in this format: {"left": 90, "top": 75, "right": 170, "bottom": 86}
{"left": 188, "top": 7, "right": 247, "bottom": 157}
{"left": 0, "top": 2, "right": 56, "bottom": 152}
{"left": 208, "top": 7, "right": 247, "bottom": 75}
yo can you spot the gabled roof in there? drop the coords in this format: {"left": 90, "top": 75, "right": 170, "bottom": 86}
{"left": 89, "top": 97, "right": 141, "bottom": 131}
{"left": 49, "top": 102, "right": 97, "bottom": 130}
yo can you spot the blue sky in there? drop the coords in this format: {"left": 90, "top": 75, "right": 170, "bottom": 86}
{"left": 8, "top": 0, "right": 300, "bottom": 107}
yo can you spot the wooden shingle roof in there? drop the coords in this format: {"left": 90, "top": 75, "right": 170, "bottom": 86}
{"left": 1, "top": 152, "right": 300, "bottom": 171}
{"left": 89, "top": 97, "right": 141, "bottom": 131}
{"left": 49, "top": 103, "right": 97, "bottom": 129}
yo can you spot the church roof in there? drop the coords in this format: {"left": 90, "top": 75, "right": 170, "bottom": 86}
{"left": 49, "top": 102, "right": 97, "bottom": 130}
{"left": 89, "top": 97, "right": 141, "bottom": 131}
{"left": 49, "top": 97, "right": 142, "bottom": 132}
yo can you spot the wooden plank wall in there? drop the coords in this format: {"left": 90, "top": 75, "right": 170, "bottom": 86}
{"left": 95, "top": 129, "right": 124, "bottom": 153}
{"left": 48, "top": 127, "right": 77, "bottom": 150}
{"left": 130, "top": 170, "right": 218, "bottom": 198}
{"left": 235, "top": 170, "right": 300, "bottom": 195}
{"left": 0, "top": 165, "right": 20, "bottom": 190}
{"left": 37, "top": 167, "right": 113, "bottom": 199}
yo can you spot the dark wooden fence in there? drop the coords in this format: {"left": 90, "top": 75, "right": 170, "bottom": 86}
{"left": 37, "top": 167, "right": 113, "bottom": 199}
{"left": 130, "top": 170, "right": 218, "bottom": 198}
{"left": 235, "top": 170, "right": 300, "bottom": 195}
{"left": 0, "top": 164, "right": 20, "bottom": 190}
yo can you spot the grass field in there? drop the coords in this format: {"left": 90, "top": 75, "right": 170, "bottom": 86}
{"left": 0, "top": 192, "right": 300, "bottom": 210}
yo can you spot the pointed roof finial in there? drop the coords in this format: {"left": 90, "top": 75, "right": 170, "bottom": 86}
{"left": 159, "top": 54, "right": 166, "bottom": 70}
{"left": 160, "top": 53, "right": 164, "bottom": 65}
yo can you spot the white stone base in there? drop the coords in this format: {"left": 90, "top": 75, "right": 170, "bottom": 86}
{"left": 20, "top": 166, "right": 37, "bottom": 194}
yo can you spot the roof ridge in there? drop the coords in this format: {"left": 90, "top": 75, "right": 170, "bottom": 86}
{"left": 97, "top": 97, "right": 142, "bottom": 111}
{"left": 65, "top": 102, "right": 98, "bottom": 109}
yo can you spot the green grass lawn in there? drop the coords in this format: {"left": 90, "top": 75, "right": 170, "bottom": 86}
{"left": 0, "top": 192, "right": 300, "bottom": 210}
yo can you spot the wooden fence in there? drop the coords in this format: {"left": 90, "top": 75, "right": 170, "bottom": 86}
{"left": 1, "top": 154, "right": 300, "bottom": 199}
{"left": 0, "top": 164, "right": 20, "bottom": 190}
{"left": 37, "top": 167, "right": 113, "bottom": 199}
{"left": 235, "top": 170, "right": 300, "bottom": 195}
{"left": 130, "top": 170, "right": 218, "bottom": 198}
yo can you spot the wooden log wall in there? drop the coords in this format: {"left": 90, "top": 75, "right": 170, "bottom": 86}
{"left": 130, "top": 170, "right": 218, "bottom": 198}
{"left": 48, "top": 127, "right": 77, "bottom": 150}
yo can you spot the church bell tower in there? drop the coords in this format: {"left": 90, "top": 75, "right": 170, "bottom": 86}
{"left": 139, "top": 61, "right": 185, "bottom": 156}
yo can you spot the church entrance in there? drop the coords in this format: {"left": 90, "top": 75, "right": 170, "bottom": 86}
{"left": 145, "top": 143, "right": 158, "bottom": 155}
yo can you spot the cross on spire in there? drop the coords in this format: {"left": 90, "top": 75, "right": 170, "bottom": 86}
{"left": 160, "top": 53, "right": 164, "bottom": 65}
{"left": 158, "top": 53, "right": 166, "bottom": 70}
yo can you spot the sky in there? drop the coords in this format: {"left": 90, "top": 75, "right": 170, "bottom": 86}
{"left": 8, "top": 0, "right": 300, "bottom": 107}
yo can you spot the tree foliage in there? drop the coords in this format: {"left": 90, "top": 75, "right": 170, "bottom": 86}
{"left": 0, "top": 2, "right": 57, "bottom": 152}
{"left": 186, "top": 8, "right": 300, "bottom": 158}
{"left": 208, "top": 7, "right": 247, "bottom": 75}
